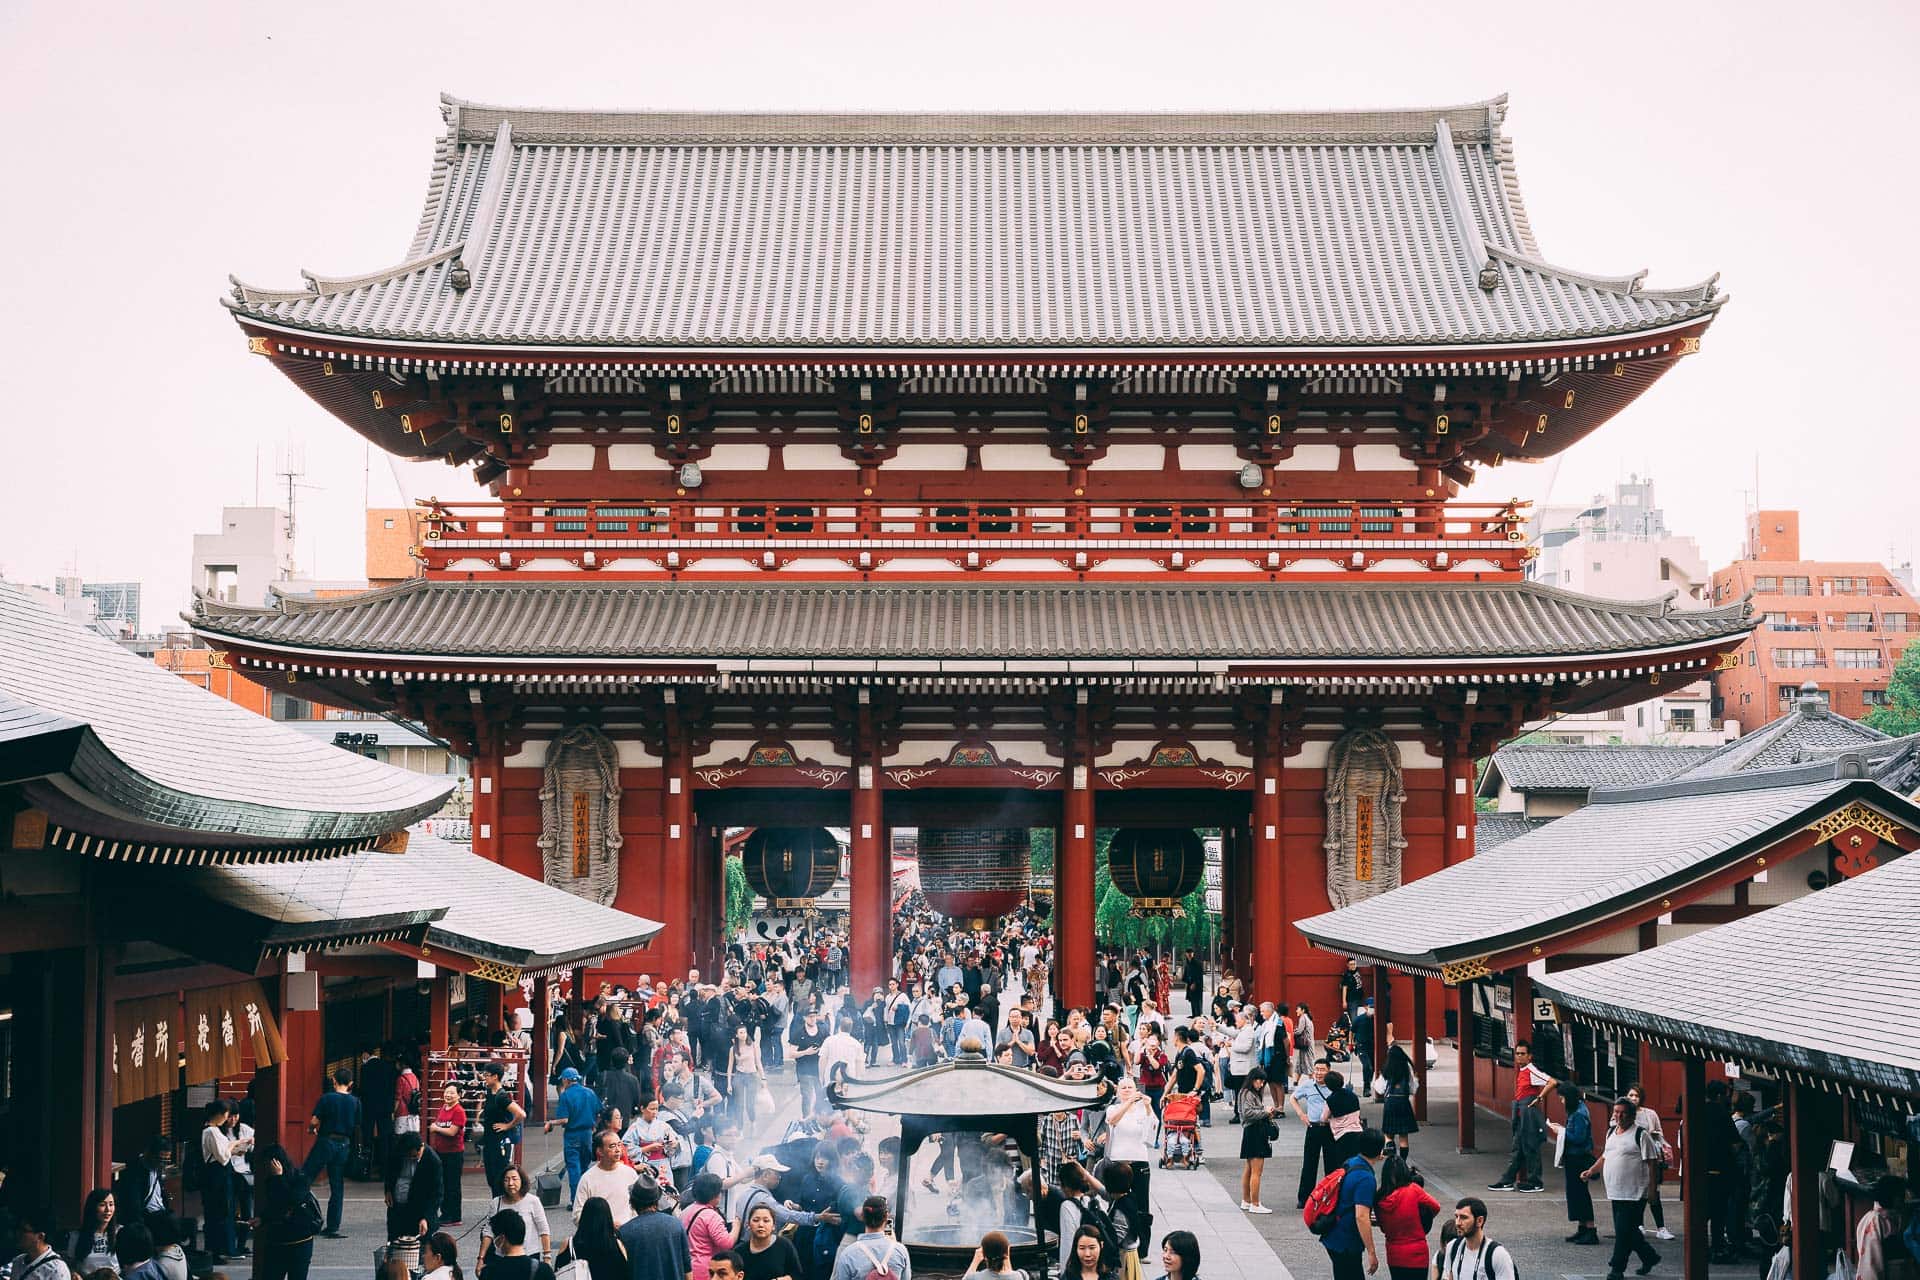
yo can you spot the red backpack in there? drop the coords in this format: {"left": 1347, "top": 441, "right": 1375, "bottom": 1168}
{"left": 1303, "top": 1166, "right": 1348, "bottom": 1236}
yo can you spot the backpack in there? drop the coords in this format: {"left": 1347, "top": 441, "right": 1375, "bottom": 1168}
{"left": 847, "top": 1239, "right": 900, "bottom": 1280}
{"left": 400, "top": 1070, "right": 423, "bottom": 1116}
{"left": 1443, "top": 1235, "right": 1515, "bottom": 1280}
{"left": 1302, "top": 1166, "right": 1348, "bottom": 1236}
{"left": 1292, "top": 1025, "right": 1310, "bottom": 1051}
{"left": 1074, "top": 1198, "right": 1122, "bottom": 1268}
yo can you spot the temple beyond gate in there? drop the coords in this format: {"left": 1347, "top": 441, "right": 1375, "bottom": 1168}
{"left": 194, "top": 95, "right": 1749, "bottom": 1023}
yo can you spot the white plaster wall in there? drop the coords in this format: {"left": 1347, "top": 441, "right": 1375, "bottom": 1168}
{"left": 1351, "top": 444, "right": 1415, "bottom": 472}
{"left": 535, "top": 443, "right": 597, "bottom": 470}
{"left": 1175, "top": 444, "right": 1243, "bottom": 471}
{"left": 886, "top": 444, "right": 969, "bottom": 471}
{"left": 1274, "top": 445, "right": 1340, "bottom": 471}
{"left": 608, "top": 444, "right": 673, "bottom": 471}
{"left": 781, "top": 444, "right": 859, "bottom": 471}
{"left": 980, "top": 444, "right": 1067, "bottom": 472}
{"left": 508, "top": 738, "right": 664, "bottom": 769}
{"left": 705, "top": 444, "right": 772, "bottom": 470}
{"left": 1089, "top": 444, "right": 1166, "bottom": 471}
{"left": 695, "top": 737, "right": 849, "bottom": 767}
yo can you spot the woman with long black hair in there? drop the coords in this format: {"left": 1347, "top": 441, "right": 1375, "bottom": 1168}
{"left": 68, "top": 1189, "right": 119, "bottom": 1275}
{"left": 554, "top": 1197, "right": 626, "bottom": 1280}
{"left": 251, "top": 1144, "right": 318, "bottom": 1280}
{"left": 421, "top": 1232, "right": 464, "bottom": 1280}
{"left": 1378, "top": 1042, "right": 1419, "bottom": 1160}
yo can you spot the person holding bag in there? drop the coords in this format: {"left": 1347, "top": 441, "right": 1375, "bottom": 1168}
{"left": 1554, "top": 1083, "right": 1599, "bottom": 1246}
{"left": 253, "top": 1144, "right": 323, "bottom": 1280}
{"left": 1236, "top": 1069, "right": 1277, "bottom": 1215}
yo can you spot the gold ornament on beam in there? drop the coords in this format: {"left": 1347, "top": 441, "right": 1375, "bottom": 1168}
{"left": 1808, "top": 803, "right": 1900, "bottom": 845}
{"left": 247, "top": 336, "right": 272, "bottom": 356}
{"left": 1440, "top": 957, "right": 1491, "bottom": 986}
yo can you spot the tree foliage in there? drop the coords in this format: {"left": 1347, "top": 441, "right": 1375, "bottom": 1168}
{"left": 723, "top": 853, "right": 756, "bottom": 936}
{"left": 1864, "top": 642, "right": 1920, "bottom": 737}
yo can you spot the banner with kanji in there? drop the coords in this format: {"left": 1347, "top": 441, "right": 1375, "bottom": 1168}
{"left": 113, "top": 994, "right": 179, "bottom": 1106}
{"left": 184, "top": 981, "right": 286, "bottom": 1083}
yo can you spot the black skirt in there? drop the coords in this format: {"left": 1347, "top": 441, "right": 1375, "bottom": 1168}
{"left": 1382, "top": 1094, "right": 1418, "bottom": 1136}
{"left": 1239, "top": 1122, "right": 1274, "bottom": 1160}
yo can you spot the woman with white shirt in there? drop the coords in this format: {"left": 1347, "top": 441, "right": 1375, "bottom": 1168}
{"left": 1106, "top": 1078, "right": 1159, "bottom": 1234}
{"left": 421, "top": 1232, "right": 463, "bottom": 1280}
{"left": 621, "top": 1098, "right": 679, "bottom": 1183}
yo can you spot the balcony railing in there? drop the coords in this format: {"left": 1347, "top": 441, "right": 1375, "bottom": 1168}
{"left": 413, "top": 497, "right": 1529, "bottom": 576}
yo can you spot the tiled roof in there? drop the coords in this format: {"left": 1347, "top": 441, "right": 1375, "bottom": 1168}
{"left": 1535, "top": 849, "right": 1920, "bottom": 1100}
{"left": 195, "top": 830, "right": 663, "bottom": 971}
{"left": 1295, "top": 770, "right": 1918, "bottom": 971}
{"left": 227, "top": 95, "right": 1721, "bottom": 351}
{"left": 190, "top": 579, "right": 1751, "bottom": 665}
{"left": 1477, "top": 743, "right": 1718, "bottom": 796}
{"left": 1473, "top": 812, "right": 1551, "bottom": 853}
{"left": 1669, "top": 700, "right": 1887, "bottom": 779}
{"left": 0, "top": 586, "right": 452, "bottom": 844}
{"left": 829, "top": 1056, "right": 1110, "bottom": 1116}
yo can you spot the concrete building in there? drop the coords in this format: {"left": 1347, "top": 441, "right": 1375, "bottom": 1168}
{"left": 191, "top": 505, "right": 296, "bottom": 605}
{"left": 49, "top": 578, "right": 143, "bottom": 633}
{"left": 1521, "top": 478, "right": 1733, "bottom": 745}
{"left": 366, "top": 507, "right": 426, "bottom": 587}
{"left": 1711, "top": 509, "right": 1920, "bottom": 725}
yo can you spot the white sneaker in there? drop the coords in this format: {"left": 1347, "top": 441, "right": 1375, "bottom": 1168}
{"left": 1652, "top": 1228, "right": 1675, "bottom": 1241}
{"left": 1247, "top": 1203, "right": 1274, "bottom": 1215}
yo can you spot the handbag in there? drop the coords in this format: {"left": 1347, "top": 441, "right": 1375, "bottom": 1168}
{"left": 296, "top": 1189, "right": 327, "bottom": 1237}
{"left": 1371, "top": 1074, "right": 1388, "bottom": 1099}
{"left": 756, "top": 1081, "right": 774, "bottom": 1112}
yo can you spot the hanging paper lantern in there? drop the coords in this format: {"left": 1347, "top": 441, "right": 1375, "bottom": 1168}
{"left": 741, "top": 827, "right": 840, "bottom": 907}
{"left": 1107, "top": 827, "right": 1205, "bottom": 916}
{"left": 917, "top": 828, "right": 1031, "bottom": 922}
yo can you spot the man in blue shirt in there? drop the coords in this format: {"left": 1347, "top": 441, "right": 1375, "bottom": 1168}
{"left": 1288, "top": 1059, "right": 1336, "bottom": 1209}
{"left": 543, "top": 1066, "right": 601, "bottom": 1197}
{"left": 1321, "top": 1128, "right": 1384, "bottom": 1280}
{"left": 303, "top": 1069, "right": 362, "bottom": 1237}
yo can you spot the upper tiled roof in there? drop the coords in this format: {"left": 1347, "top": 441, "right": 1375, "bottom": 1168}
{"left": 190, "top": 579, "right": 1749, "bottom": 666}
{"left": 0, "top": 585, "right": 451, "bottom": 844}
{"left": 195, "top": 830, "right": 663, "bottom": 971}
{"left": 1295, "top": 769, "right": 1919, "bottom": 971}
{"left": 227, "top": 95, "right": 1722, "bottom": 351}
{"left": 1536, "top": 849, "right": 1920, "bottom": 1100}
{"left": 1668, "top": 695, "right": 1887, "bottom": 780}
{"left": 1477, "top": 743, "right": 1718, "bottom": 796}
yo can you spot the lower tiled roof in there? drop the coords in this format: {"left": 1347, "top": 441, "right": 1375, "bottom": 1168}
{"left": 1535, "top": 850, "right": 1920, "bottom": 1100}
{"left": 191, "top": 579, "right": 1751, "bottom": 664}
{"left": 1473, "top": 812, "right": 1551, "bottom": 853}
{"left": 1478, "top": 743, "right": 1718, "bottom": 796}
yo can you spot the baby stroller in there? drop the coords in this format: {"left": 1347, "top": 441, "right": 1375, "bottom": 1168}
{"left": 1158, "top": 1092, "right": 1203, "bottom": 1169}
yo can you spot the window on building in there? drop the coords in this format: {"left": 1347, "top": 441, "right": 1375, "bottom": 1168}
{"left": 1592, "top": 561, "right": 1603, "bottom": 573}
{"left": 1781, "top": 576, "right": 1811, "bottom": 596}
{"left": 383, "top": 517, "right": 396, "bottom": 529}
{"left": 1835, "top": 649, "right": 1882, "bottom": 669}
{"left": 1863, "top": 689, "right": 1892, "bottom": 707}
{"left": 1668, "top": 708, "right": 1697, "bottom": 731}
{"left": 270, "top": 692, "right": 312, "bottom": 721}
{"left": 1778, "top": 686, "right": 1801, "bottom": 708}
{"left": 1771, "top": 648, "right": 1821, "bottom": 668}
{"left": 1886, "top": 613, "right": 1914, "bottom": 632}
{"left": 1747, "top": 649, "right": 1757, "bottom": 665}
{"left": 1636, "top": 707, "right": 1645, "bottom": 727}
{"left": 1755, "top": 576, "right": 1779, "bottom": 592}
{"left": 1843, "top": 611, "right": 1875, "bottom": 631}
{"left": 1824, "top": 577, "right": 1871, "bottom": 595}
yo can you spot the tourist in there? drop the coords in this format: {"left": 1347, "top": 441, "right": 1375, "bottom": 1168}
{"left": 68, "top": 1189, "right": 119, "bottom": 1275}
{"left": 1235, "top": 1068, "right": 1276, "bottom": 1214}
{"left": 9, "top": 1210, "right": 73, "bottom": 1280}
{"left": 623, "top": 1099, "right": 680, "bottom": 1186}
{"left": 1180, "top": 951, "right": 1204, "bottom": 1016}
{"left": 479, "top": 1062, "right": 527, "bottom": 1197}
{"left": 1438, "top": 1199, "right": 1516, "bottom": 1280}
{"left": 1099, "top": 1160, "right": 1142, "bottom": 1277}
{"left": 737, "top": 1203, "right": 802, "bottom": 1280}
{"left": 1340, "top": 960, "right": 1366, "bottom": 1022}
{"left": 829, "top": 1197, "right": 908, "bottom": 1280}
{"left": 1698, "top": 1080, "right": 1742, "bottom": 1260}
{"left": 1486, "top": 1042, "right": 1553, "bottom": 1194}
{"left": 709, "top": 1253, "right": 745, "bottom": 1280}
{"left": 737, "top": 1155, "right": 840, "bottom": 1235}
{"left": 1055, "top": 1162, "right": 1108, "bottom": 1275}
{"left": 602, "top": 1049, "right": 646, "bottom": 1127}
{"left": 1556, "top": 1083, "right": 1599, "bottom": 1246}
{"left": 620, "top": 1178, "right": 692, "bottom": 1280}
{"left": 1287, "top": 1059, "right": 1336, "bottom": 1208}
{"left": 480, "top": 1167, "right": 552, "bottom": 1270}
{"left": 789, "top": 1009, "right": 827, "bottom": 1116}
{"left": 1622, "top": 1084, "right": 1675, "bottom": 1242}
{"left": 251, "top": 1145, "right": 317, "bottom": 1280}
{"left": 1105, "top": 1078, "right": 1157, "bottom": 1223}
{"left": 1580, "top": 1098, "right": 1662, "bottom": 1280}
{"left": 1134, "top": 1033, "right": 1170, "bottom": 1131}
{"left": 116, "top": 1137, "right": 172, "bottom": 1219}
{"left": 726, "top": 1026, "right": 765, "bottom": 1128}
{"left": 481, "top": 1210, "right": 554, "bottom": 1280}
{"left": 113, "top": 1223, "right": 161, "bottom": 1280}
{"left": 1289, "top": 1003, "right": 1316, "bottom": 1083}
{"left": 384, "top": 1132, "right": 445, "bottom": 1242}
{"left": 1319, "top": 1127, "right": 1384, "bottom": 1280}
{"left": 428, "top": 1084, "right": 469, "bottom": 1227}
{"left": 1225, "top": 1010, "right": 1258, "bottom": 1120}
{"left": 394, "top": 1051, "right": 425, "bottom": 1143}
{"left": 199, "top": 1101, "right": 242, "bottom": 1262}
{"left": 1154, "top": 1230, "right": 1199, "bottom": 1280}
{"left": 546, "top": 1067, "right": 603, "bottom": 1197}
{"left": 1059, "top": 1226, "right": 1113, "bottom": 1280}
{"left": 1373, "top": 1157, "right": 1440, "bottom": 1280}
{"left": 820, "top": 1015, "right": 866, "bottom": 1091}
{"left": 679, "top": 1173, "right": 736, "bottom": 1280}
{"left": 422, "top": 1232, "right": 463, "bottom": 1280}
{"left": 1377, "top": 1039, "right": 1418, "bottom": 1160}
{"left": 1350, "top": 1000, "right": 1375, "bottom": 1094}
{"left": 144, "top": 1214, "right": 188, "bottom": 1280}
{"left": 966, "top": 1228, "right": 1031, "bottom": 1279}
{"left": 1855, "top": 1178, "right": 1901, "bottom": 1280}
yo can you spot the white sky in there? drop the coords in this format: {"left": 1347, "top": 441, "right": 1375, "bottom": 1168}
{"left": 3, "top": 0, "right": 1917, "bottom": 631}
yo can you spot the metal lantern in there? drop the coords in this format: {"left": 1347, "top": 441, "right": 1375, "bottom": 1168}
{"left": 741, "top": 827, "right": 840, "bottom": 908}
{"left": 917, "top": 828, "right": 1031, "bottom": 923}
{"left": 1106, "top": 827, "right": 1205, "bottom": 916}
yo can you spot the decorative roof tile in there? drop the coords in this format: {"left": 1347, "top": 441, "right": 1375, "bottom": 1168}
{"left": 0, "top": 585, "right": 451, "bottom": 844}
{"left": 1478, "top": 743, "right": 1719, "bottom": 796}
{"left": 228, "top": 95, "right": 1721, "bottom": 351}
{"left": 190, "top": 579, "right": 1751, "bottom": 665}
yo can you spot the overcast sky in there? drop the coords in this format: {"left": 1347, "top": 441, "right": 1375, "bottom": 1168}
{"left": 3, "top": 0, "right": 1916, "bottom": 631}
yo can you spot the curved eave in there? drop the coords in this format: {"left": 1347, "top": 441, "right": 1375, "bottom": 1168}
{"left": 17, "top": 721, "right": 450, "bottom": 849}
{"left": 827, "top": 1059, "right": 1112, "bottom": 1117}
{"left": 425, "top": 921, "right": 665, "bottom": 973}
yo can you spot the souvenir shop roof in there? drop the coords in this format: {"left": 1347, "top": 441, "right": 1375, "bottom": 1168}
{"left": 1665, "top": 684, "right": 1904, "bottom": 782}
{"left": 190, "top": 579, "right": 1751, "bottom": 667}
{"left": 1534, "top": 849, "right": 1920, "bottom": 1101}
{"left": 1295, "top": 762, "right": 1920, "bottom": 979}
{"left": 0, "top": 585, "right": 451, "bottom": 852}
{"left": 226, "top": 94, "right": 1723, "bottom": 353}
{"left": 190, "top": 829, "right": 665, "bottom": 975}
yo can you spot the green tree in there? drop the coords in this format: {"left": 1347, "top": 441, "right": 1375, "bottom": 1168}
{"left": 1865, "top": 643, "right": 1920, "bottom": 737}
{"left": 723, "top": 853, "right": 756, "bottom": 936}
{"left": 1092, "top": 828, "right": 1216, "bottom": 951}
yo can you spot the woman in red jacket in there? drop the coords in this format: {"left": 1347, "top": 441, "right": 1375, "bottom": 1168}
{"left": 1372, "top": 1157, "right": 1441, "bottom": 1280}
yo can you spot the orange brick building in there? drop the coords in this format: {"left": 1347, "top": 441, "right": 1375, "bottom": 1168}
{"left": 1711, "top": 510, "right": 1918, "bottom": 724}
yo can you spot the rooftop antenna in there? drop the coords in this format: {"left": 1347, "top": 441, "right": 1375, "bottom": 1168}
{"left": 275, "top": 443, "right": 321, "bottom": 576}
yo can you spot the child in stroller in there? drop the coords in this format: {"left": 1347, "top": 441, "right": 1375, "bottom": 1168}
{"left": 1158, "top": 1091, "right": 1203, "bottom": 1169}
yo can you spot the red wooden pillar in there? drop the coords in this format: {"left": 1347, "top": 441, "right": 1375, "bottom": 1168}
{"left": 82, "top": 942, "right": 113, "bottom": 1197}
{"left": 473, "top": 742, "right": 503, "bottom": 863}
{"left": 1456, "top": 982, "right": 1476, "bottom": 1151}
{"left": 661, "top": 697, "right": 696, "bottom": 980}
{"left": 1250, "top": 710, "right": 1285, "bottom": 1008}
{"left": 849, "top": 717, "right": 889, "bottom": 998}
{"left": 1411, "top": 977, "right": 1430, "bottom": 1121}
{"left": 1682, "top": 1057, "right": 1711, "bottom": 1280}
{"left": 429, "top": 973, "right": 451, "bottom": 1049}
{"left": 1058, "top": 775, "right": 1096, "bottom": 1010}
{"left": 530, "top": 977, "right": 551, "bottom": 1124}
{"left": 1788, "top": 1083, "right": 1823, "bottom": 1280}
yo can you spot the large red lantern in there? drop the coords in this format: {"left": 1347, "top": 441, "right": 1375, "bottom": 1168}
{"left": 1107, "top": 827, "right": 1205, "bottom": 916}
{"left": 741, "top": 827, "right": 840, "bottom": 907}
{"left": 916, "top": 828, "right": 1031, "bottom": 922}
